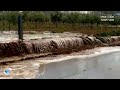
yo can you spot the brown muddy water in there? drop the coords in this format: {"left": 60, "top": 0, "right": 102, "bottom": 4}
{"left": 0, "top": 31, "right": 82, "bottom": 43}
{"left": 1, "top": 31, "right": 120, "bottom": 79}
{"left": 0, "top": 47, "right": 120, "bottom": 79}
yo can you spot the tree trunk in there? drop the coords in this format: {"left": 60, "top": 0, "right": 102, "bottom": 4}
{"left": 82, "top": 23, "right": 84, "bottom": 27}
{"left": 36, "top": 21, "right": 37, "bottom": 29}
{"left": 97, "top": 23, "right": 99, "bottom": 27}
{"left": 72, "top": 23, "right": 75, "bottom": 28}
{"left": 91, "top": 22, "right": 93, "bottom": 29}
{"left": 55, "top": 22, "right": 57, "bottom": 28}
{"left": 79, "top": 22, "right": 81, "bottom": 28}
{"left": 49, "top": 22, "right": 50, "bottom": 31}
{"left": 38, "top": 22, "right": 40, "bottom": 29}
{"left": 3, "top": 21, "right": 4, "bottom": 25}
{"left": 9, "top": 22, "right": 10, "bottom": 30}
{"left": 85, "top": 23, "right": 86, "bottom": 27}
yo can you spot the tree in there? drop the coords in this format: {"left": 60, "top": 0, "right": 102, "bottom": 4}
{"left": 93, "top": 15, "right": 101, "bottom": 27}
{"left": 50, "top": 11, "right": 62, "bottom": 28}
{"left": 62, "top": 12, "right": 80, "bottom": 28}
{"left": 4, "top": 11, "right": 19, "bottom": 30}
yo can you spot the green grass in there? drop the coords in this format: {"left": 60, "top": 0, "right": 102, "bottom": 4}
{"left": 1, "top": 21, "right": 120, "bottom": 37}
{"left": 97, "top": 30, "right": 120, "bottom": 37}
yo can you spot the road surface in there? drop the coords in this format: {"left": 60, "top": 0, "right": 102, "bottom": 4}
{"left": 36, "top": 51, "right": 120, "bottom": 79}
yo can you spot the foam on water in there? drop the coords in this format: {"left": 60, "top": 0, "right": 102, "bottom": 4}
{"left": 0, "top": 46, "right": 120, "bottom": 79}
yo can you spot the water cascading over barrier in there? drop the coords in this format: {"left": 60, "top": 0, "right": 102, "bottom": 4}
{"left": 1, "top": 36, "right": 120, "bottom": 58}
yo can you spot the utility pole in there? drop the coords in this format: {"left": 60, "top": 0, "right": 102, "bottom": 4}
{"left": 18, "top": 13, "right": 23, "bottom": 41}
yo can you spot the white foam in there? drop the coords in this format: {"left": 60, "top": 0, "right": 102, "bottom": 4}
{"left": 39, "top": 46, "right": 120, "bottom": 64}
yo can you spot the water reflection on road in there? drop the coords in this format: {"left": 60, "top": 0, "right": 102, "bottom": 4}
{"left": 37, "top": 51, "right": 120, "bottom": 79}
{"left": 63, "top": 52, "right": 120, "bottom": 79}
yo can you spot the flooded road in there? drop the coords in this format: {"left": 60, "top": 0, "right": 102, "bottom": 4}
{"left": 0, "top": 47, "right": 120, "bottom": 79}
{"left": 36, "top": 51, "right": 120, "bottom": 79}
{"left": 36, "top": 46, "right": 120, "bottom": 79}
{"left": 1, "top": 31, "right": 120, "bottom": 79}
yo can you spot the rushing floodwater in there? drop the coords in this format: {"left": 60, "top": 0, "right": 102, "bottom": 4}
{"left": 1, "top": 31, "right": 120, "bottom": 79}
{"left": 0, "top": 31, "right": 82, "bottom": 43}
{"left": 0, "top": 47, "right": 120, "bottom": 79}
